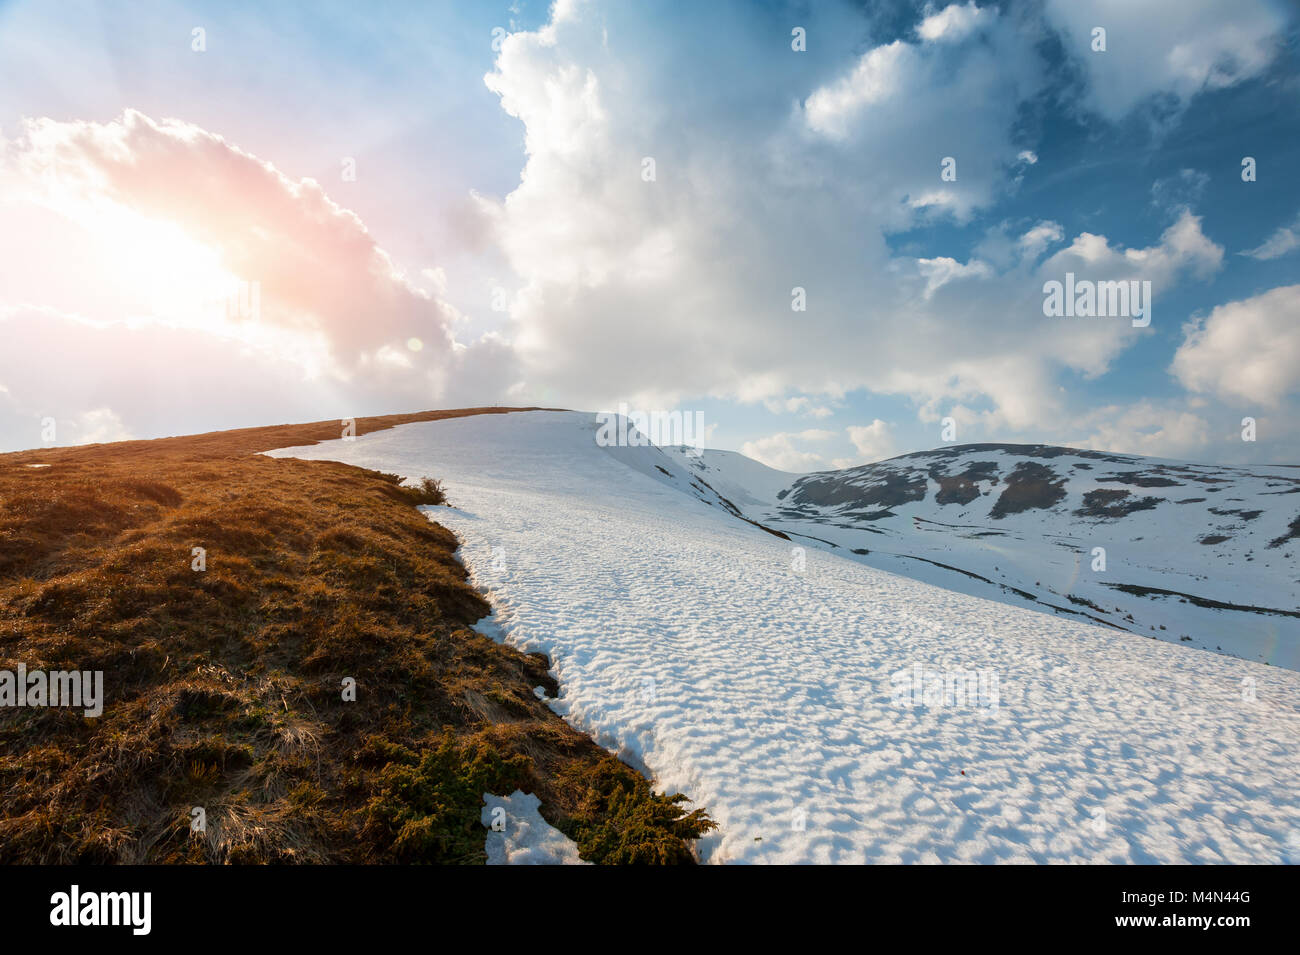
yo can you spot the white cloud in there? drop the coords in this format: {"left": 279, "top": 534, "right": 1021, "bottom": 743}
{"left": 1240, "top": 214, "right": 1300, "bottom": 260}
{"left": 1171, "top": 284, "right": 1300, "bottom": 406}
{"left": 477, "top": 2, "right": 1078, "bottom": 428}
{"left": 0, "top": 302, "right": 517, "bottom": 453}
{"left": 474, "top": 0, "right": 1239, "bottom": 449}
{"left": 1045, "top": 210, "right": 1223, "bottom": 282}
{"left": 917, "top": 3, "right": 992, "bottom": 44}
{"left": 915, "top": 256, "right": 992, "bottom": 298}
{"left": 886, "top": 210, "right": 1225, "bottom": 432}
{"left": 1151, "top": 169, "right": 1209, "bottom": 213}
{"left": 764, "top": 396, "right": 834, "bottom": 418}
{"left": 0, "top": 111, "right": 523, "bottom": 450}
{"left": 1018, "top": 221, "right": 1064, "bottom": 260}
{"left": 67, "top": 408, "right": 134, "bottom": 446}
{"left": 799, "top": 9, "right": 1039, "bottom": 224}
{"left": 1070, "top": 400, "right": 1211, "bottom": 460}
{"left": 740, "top": 429, "right": 835, "bottom": 472}
{"left": 804, "top": 41, "right": 911, "bottom": 139}
{"left": 1, "top": 1, "right": 1284, "bottom": 463}
{"left": 1, "top": 110, "right": 466, "bottom": 365}
{"left": 1042, "top": 0, "right": 1288, "bottom": 121}
{"left": 845, "top": 419, "right": 896, "bottom": 463}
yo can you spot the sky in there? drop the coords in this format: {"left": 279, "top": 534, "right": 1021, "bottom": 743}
{"left": 1, "top": 0, "right": 1298, "bottom": 469}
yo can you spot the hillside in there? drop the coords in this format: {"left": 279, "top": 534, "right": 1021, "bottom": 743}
{"left": 268, "top": 411, "right": 1300, "bottom": 864}
{"left": 667, "top": 444, "right": 1300, "bottom": 670}
{"left": 0, "top": 408, "right": 712, "bottom": 863}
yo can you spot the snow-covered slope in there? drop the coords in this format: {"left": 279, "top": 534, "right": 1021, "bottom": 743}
{"left": 666, "top": 448, "right": 802, "bottom": 507}
{"left": 666, "top": 443, "right": 1300, "bottom": 670}
{"left": 268, "top": 411, "right": 1300, "bottom": 864}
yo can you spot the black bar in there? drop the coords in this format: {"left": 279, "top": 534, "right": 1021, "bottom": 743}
{"left": 0, "top": 864, "right": 1287, "bottom": 941}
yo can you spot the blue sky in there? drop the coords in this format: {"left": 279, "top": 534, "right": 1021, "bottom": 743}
{"left": 0, "top": 0, "right": 1297, "bottom": 467}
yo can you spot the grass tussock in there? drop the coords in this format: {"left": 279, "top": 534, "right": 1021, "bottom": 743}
{"left": 0, "top": 408, "right": 713, "bottom": 864}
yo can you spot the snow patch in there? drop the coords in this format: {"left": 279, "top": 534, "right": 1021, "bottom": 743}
{"left": 481, "top": 791, "right": 588, "bottom": 865}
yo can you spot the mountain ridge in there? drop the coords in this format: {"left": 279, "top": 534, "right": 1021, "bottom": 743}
{"left": 665, "top": 438, "right": 1300, "bottom": 669}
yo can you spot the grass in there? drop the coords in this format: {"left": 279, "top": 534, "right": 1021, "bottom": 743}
{"left": 0, "top": 408, "right": 714, "bottom": 863}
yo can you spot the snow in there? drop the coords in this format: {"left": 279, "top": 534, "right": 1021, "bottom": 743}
{"left": 664, "top": 446, "right": 801, "bottom": 507}
{"left": 268, "top": 411, "right": 1300, "bottom": 864}
{"left": 670, "top": 443, "right": 1300, "bottom": 670}
{"left": 480, "top": 791, "right": 588, "bottom": 865}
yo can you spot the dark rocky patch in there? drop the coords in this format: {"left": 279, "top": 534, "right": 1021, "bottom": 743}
{"left": 786, "top": 467, "right": 927, "bottom": 510}
{"left": 1267, "top": 513, "right": 1300, "bottom": 549}
{"left": 1208, "top": 507, "right": 1262, "bottom": 521}
{"left": 894, "top": 443, "right": 1135, "bottom": 463}
{"left": 1074, "top": 488, "right": 1162, "bottom": 519}
{"left": 843, "top": 508, "right": 898, "bottom": 521}
{"left": 1103, "top": 582, "right": 1300, "bottom": 618}
{"left": 1097, "top": 471, "right": 1182, "bottom": 488}
{"left": 931, "top": 477, "right": 981, "bottom": 505}
{"left": 1066, "top": 594, "right": 1106, "bottom": 612}
{"left": 1198, "top": 534, "right": 1230, "bottom": 545}
{"left": 930, "top": 460, "right": 1000, "bottom": 505}
{"left": 891, "top": 554, "right": 1126, "bottom": 629}
{"left": 990, "top": 461, "right": 1067, "bottom": 518}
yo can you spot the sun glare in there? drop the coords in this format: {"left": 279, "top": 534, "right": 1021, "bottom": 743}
{"left": 89, "top": 202, "right": 239, "bottom": 325}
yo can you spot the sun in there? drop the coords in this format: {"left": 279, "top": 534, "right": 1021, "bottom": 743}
{"left": 90, "top": 203, "right": 241, "bottom": 326}
{"left": 32, "top": 190, "right": 339, "bottom": 377}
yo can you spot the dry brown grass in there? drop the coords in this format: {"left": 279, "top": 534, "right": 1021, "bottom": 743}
{"left": 0, "top": 408, "right": 712, "bottom": 864}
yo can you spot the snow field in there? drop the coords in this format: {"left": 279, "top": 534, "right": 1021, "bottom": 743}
{"left": 268, "top": 411, "right": 1300, "bottom": 864}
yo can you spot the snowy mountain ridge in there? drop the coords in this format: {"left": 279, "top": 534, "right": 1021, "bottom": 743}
{"left": 665, "top": 441, "right": 1300, "bottom": 670}
{"left": 267, "top": 410, "right": 1300, "bottom": 863}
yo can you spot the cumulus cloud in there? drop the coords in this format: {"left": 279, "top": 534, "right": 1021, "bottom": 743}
{"left": 915, "top": 256, "right": 993, "bottom": 299}
{"left": 917, "top": 3, "right": 992, "bottom": 44}
{"left": 0, "top": 110, "right": 522, "bottom": 450}
{"left": 1018, "top": 221, "right": 1064, "bottom": 260}
{"left": 1171, "top": 284, "right": 1300, "bottom": 406}
{"left": 801, "top": 5, "right": 1039, "bottom": 222}
{"left": 1070, "top": 400, "right": 1212, "bottom": 460}
{"left": 476, "top": 1, "right": 1245, "bottom": 451}
{"left": 2, "top": 110, "right": 461, "bottom": 362}
{"left": 844, "top": 419, "right": 897, "bottom": 464}
{"left": 1, "top": 1, "right": 1290, "bottom": 462}
{"left": 1042, "top": 0, "right": 1288, "bottom": 121}
{"left": 1042, "top": 209, "right": 1223, "bottom": 285}
{"left": 805, "top": 41, "right": 911, "bottom": 140}
{"left": 740, "top": 429, "right": 835, "bottom": 472}
{"left": 477, "top": 1, "right": 1071, "bottom": 426}
{"left": 889, "top": 210, "right": 1224, "bottom": 432}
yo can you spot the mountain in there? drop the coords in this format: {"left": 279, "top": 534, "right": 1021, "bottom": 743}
{"left": 268, "top": 411, "right": 1300, "bottom": 863}
{"left": 666, "top": 443, "right": 1300, "bottom": 670}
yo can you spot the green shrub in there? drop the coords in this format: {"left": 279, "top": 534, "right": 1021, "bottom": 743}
{"left": 559, "top": 757, "right": 716, "bottom": 864}
{"left": 360, "top": 733, "right": 531, "bottom": 864}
